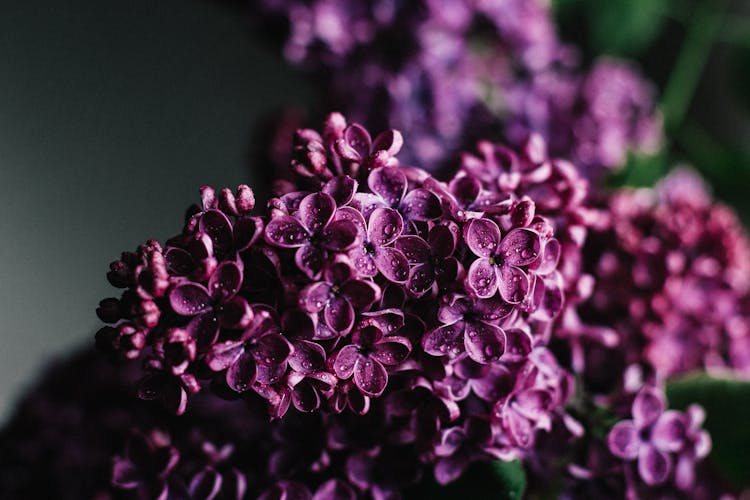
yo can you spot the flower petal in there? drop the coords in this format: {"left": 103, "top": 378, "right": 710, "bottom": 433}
{"left": 333, "top": 344, "right": 360, "bottom": 380}
{"left": 288, "top": 339, "right": 326, "bottom": 374}
{"left": 638, "top": 444, "right": 672, "bottom": 486}
{"left": 498, "top": 265, "right": 529, "bottom": 304}
{"left": 607, "top": 420, "right": 639, "bottom": 460}
{"left": 323, "top": 176, "right": 358, "bottom": 206}
{"left": 314, "top": 479, "right": 357, "bottom": 500}
{"left": 400, "top": 188, "right": 441, "bottom": 221}
{"left": 498, "top": 228, "right": 541, "bottom": 267}
{"left": 199, "top": 210, "right": 233, "bottom": 256}
{"left": 208, "top": 261, "right": 242, "bottom": 303}
{"left": 220, "top": 296, "right": 253, "bottom": 330}
{"left": 534, "top": 238, "right": 561, "bottom": 275}
{"left": 633, "top": 387, "right": 666, "bottom": 429}
{"left": 169, "top": 283, "right": 212, "bottom": 316}
{"left": 343, "top": 123, "right": 372, "bottom": 161}
{"left": 189, "top": 467, "right": 222, "bottom": 500}
{"left": 206, "top": 341, "right": 244, "bottom": 371}
{"left": 467, "top": 258, "right": 498, "bottom": 299}
{"left": 449, "top": 176, "right": 481, "bottom": 209}
{"left": 187, "top": 313, "right": 220, "bottom": 350}
{"left": 348, "top": 248, "right": 377, "bottom": 277}
{"left": 340, "top": 279, "right": 380, "bottom": 310}
{"left": 464, "top": 321, "right": 505, "bottom": 364}
{"left": 368, "top": 166, "right": 406, "bottom": 207}
{"left": 325, "top": 296, "right": 355, "bottom": 334}
{"left": 299, "top": 282, "right": 332, "bottom": 313}
{"left": 291, "top": 380, "right": 321, "bottom": 413}
{"left": 254, "top": 334, "right": 293, "bottom": 366}
{"left": 394, "top": 235, "right": 431, "bottom": 264}
{"left": 652, "top": 411, "right": 687, "bottom": 453}
{"left": 406, "top": 263, "right": 435, "bottom": 297}
{"left": 373, "top": 246, "right": 409, "bottom": 283}
{"left": 353, "top": 357, "right": 388, "bottom": 397}
{"left": 265, "top": 215, "right": 308, "bottom": 248}
{"left": 423, "top": 322, "right": 465, "bottom": 357}
{"left": 295, "top": 244, "right": 326, "bottom": 279}
{"left": 226, "top": 351, "right": 256, "bottom": 392}
{"left": 234, "top": 216, "right": 264, "bottom": 252}
{"left": 321, "top": 220, "right": 359, "bottom": 251}
{"left": 371, "top": 336, "right": 411, "bottom": 366}
{"left": 502, "top": 328, "right": 533, "bottom": 362}
{"left": 464, "top": 218, "right": 501, "bottom": 258}
{"left": 429, "top": 224, "right": 458, "bottom": 258}
{"left": 372, "top": 129, "right": 403, "bottom": 156}
{"left": 298, "top": 192, "right": 336, "bottom": 234}
{"left": 367, "top": 207, "right": 404, "bottom": 246}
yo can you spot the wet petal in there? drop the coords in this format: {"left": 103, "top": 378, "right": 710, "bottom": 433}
{"left": 638, "top": 444, "right": 672, "bottom": 485}
{"left": 343, "top": 124, "right": 372, "bottom": 160}
{"left": 333, "top": 344, "right": 360, "bottom": 380}
{"left": 498, "top": 265, "right": 529, "bottom": 304}
{"left": 226, "top": 351, "right": 256, "bottom": 392}
{"left": 349, "top": 192, "right": 386, "bottom": 222}
{"left": 325, "top": 296, "right": 355, "bottom": 334}
{"left": 340, "top": 279, "right": 380, "bottom": 310}
{"left": 208, "top": 261, "right": 242, "bottom": 303}
{"left": 220, "top": 296, "right": 253, "bottom": 330}
{"left": 367, "top": 207, "right": 404, "bottom": 246}
{"left": 467, "top": 258, "right": 498, "bottom": 299}
{"left": 472, "top": 365, "right": 513, "bottom": 402}
{"left": 288, "top": 339, "right": 326, "bottom": 374}
{"left": 295, "top": 244, "right": 326, "bottom": 279}
{"left": 321, "top": 220, "right": 359, "bottom": 251}
{"left": 394, "top": 235, "right": 431, "bottom": 264}
{"left": 265, "top": 215, "right": 308, "bottom": 248}
{"left": 371, "top": 336, "right": 411, "bottom": 366}
{"left": 400, "top": 188, "right": 441, "bottom": 221}
{"left": 299, "top": 282, "right": 332, "bottom": 313}
{"left": 448, "top": 176, "right": 481, "bottom": 209}
{"left": 502, "top": 328, "right": 533, "bottom": 363}
{"left": 374, "top": 246, "right": 409, "bottom": 283}
{"left": 372, "top": 129, "right": 403, "bottom": 156}
{"left": 291, "top": 379, "right": 321, "bottom": 413}
{"left": 406, "top": 263, "right": 435, "bottom": 297}
{"left": 513, "top": 389, "right": 552, "bottom": 421}
{"left": 429, "top": 224, "right": 458, "bottom": 258}
{"left": 652, "top": 411, "right": 687, "bottom": 452}
{"left": 299, "top": 192, "right": 336, "bottom": 234}
{"left": 464, "top": 321, "right": 505, "bottom": 364}
{"left": 348, "top": 247, "right": 377, "bottom": 277}
{"left": 633, "top": 387, "right": 666, "bottom": 429}
{"left": 187, "top": 313, "right": 220, "bottom": 350}
{"left": 473, "top": 296, "right": 515, "bottom": 321}
{"left": 206, "top": 341, "right": 244, "bottom": 371}
{"left": 423, "top": 322, "right": 465, "bottom": 358}
{"left": 254, "top": 334, "right": 293, "bottom": 366}
{"left": 368, "top": 166, "right": 406, "bottom": 207}
{"left": 323, "top": 176, "right": 358, "bottom": 206}
{"left": 234, "top": 216, "right": 264, "bottom": 252}
{"left": 607, "top": 420, "right": 639, "bottom": 460}
{"left": 505, "top": 409, "right": 534, "bottom": 448}
{"left": 498, "top": 228, "right": 541, "bottom": 267}
{"left": 354, "top": 357, "right": 388, "bottom": 397}
{"left": 199, "top": 210, "right": 233, "bottom": 256}
{"left": 534, "top": 238, "right": 561, "bottom": 275}
{"left": 464, "top": 218, "right": 501, "bottom": 258}
{"left": 164, "top": 247, "right": 194, "bottom": 276}
{"left": 169, "top": 283, "right": 212, "bottom": 316}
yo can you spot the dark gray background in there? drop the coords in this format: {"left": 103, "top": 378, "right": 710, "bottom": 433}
{"left": 0, "top": 0, "right": 309, "bottom": 420}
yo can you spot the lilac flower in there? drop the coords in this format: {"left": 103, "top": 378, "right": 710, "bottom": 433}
{"left": 464, "top": 218, "right": 541, "bottom": 302}
{"left": 332, "top": 323, "right": 411, "bottom": 397}
{"left": 111, "top": 430, "right": 180, "bottom": 499}
{"left": 354, "top": 166, "right": 441, "bottom": 225}
{"left": 395, "top": 223, "right": 462, "bottom": 297}
{"left": 265, "top": 192, "right": 360, "bottom": 278}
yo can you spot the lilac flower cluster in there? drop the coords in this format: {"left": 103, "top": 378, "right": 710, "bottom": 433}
{"left": 252, "top": 1, "right": 662, "bottom": 177}
{"left": 95, "top": 113, "right": 585, "bottom": 494}
{"left": 582, "top": 169, "right": 750, "bottom": 379}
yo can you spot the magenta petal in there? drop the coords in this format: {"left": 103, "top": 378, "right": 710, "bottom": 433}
{"left": 295, "top": 244, "right": 326, "bottom": 279}
{"left": 111, "top": 459, "right": 140, "bottom": 489}
{"left": 344, "top": 123, "right": 372, "bottom": 160}
{"left": 633, "top": 387, "right": 666, "bottom": 428}
{"left": 219, "top": 296, "right": 253, "bottom": 329}
{"left": 187, "top": 313, "right": 220, "bottom": 350}
{"left": 449, "top": 176, "right": 481, "bottom": 209}
{"left": 348, "top": 247, "right": 378, "bottom": 277}
{"left": 164, "top": 247, "right": 194, "bottom": 276}
{"left": 423, "top": 322, "right": 465, "bottom": 357}
{"left": 340, "top": 279, "right": 379, "bottom": 310}
{"left": 265, "top": 216, "right": 308, "bottom": 248}
{"left": 607, "top": 420, "right": 639, "bottom": 460}
{"left": 394, "top": 235, "right": 431, "bottom": 264}
{"left": 323, "top": 176, "right": 358, "bottom": 206}
{"left": 514, "top": 389, "right": 552, "bottom": 421}
{"left": 638, "top": 444, "right": 672, "bottom": 485}
{"left": 652, "top": 411, "right": 687, "bottom": 452}
{"left": 353, "top": 357, "right": 388, "bottom": 397}
{"left": 429, "top": 224, "right": 457, "bottom": 258}
{"left": 325, "top": 296, "right": 355, "bottom": 334}
{"left": 498, "top": 228, "right": 541, "bottom": 266}
{"left": 208, "top": 261, "right": 242, "bottom": 303}
{"left": 535, "top": 238, "right": 561, "bottom": 274}
{"left": 206, "top": 341, "right": 244, "bottom": 371}
{"left": 371, "top": 336, "right": 411, "bottom": 366}
{"left": 299, "top": 282, "right": 332, "bottom": 313}
{"left": 333, "top": 344, "right": 360, "bottom": 379}
{"left": 254, "top": 334, "right": 293, "bottom": 366}
{"left": 373, "top": 246, "right": 409, "bottom": 283}
{"left": 506, "top": 409, "right": 534, "bottom": 448}
{"left": 234, "top": 216, "right": 264, "bottom": 251}
{"left": 498, "top": 265, "right": 529, "bottom": 304}
{"left": 400, "top": 188, "right": 441, "bottom": 221}
{"left": 472, "top": 366, "right": 512, "bottom": 402}
{"left": 314, "top": 479, "right": 357, "bottom": 500}
{"left": 434, "top": 455, "right": 468, "bottom": 485}
{"left": 199, "top": 209, "right": 233, "bottom": 255}
{"left": 467, "top": 258, "right": 498, "bottom": 299}
{"left": 464, "top": 218, "right": 501, "bottom": 258}
{"left": 299, "top": 192, "right": 336, "bottom": 234}
{"left": 321, "top": 220, "right": 359, "bottom": 251}
{"left": 464, "top": 321, "right": 505, "bottom": 364}
{"left": 292, "top": 380, "right": 321, "bottom": 413}
{"left": 289, "top": 340, "right": 326, "bottom": 374}
{"left": 406, "top": 263, "right": 435, "bottom": 296}
{"left": 372, "top": 129, "right": 403, "bottom": 156}
{"left": 503, "top": 328, "right": 533, "bottom": 362}
{"left": 368, "top": 166, "right": 406, "bottom": 207}
{"left": 189, "top": 468, "right": 222, "bottom": 500}
{"left": 226, "top": 351, "right": 256, "bottom": 392}
{"left": 367, "top": 207, "right": 404, "bottom": 246}
{"left": 169, "top": 283, "right": 212, "bottom": 316}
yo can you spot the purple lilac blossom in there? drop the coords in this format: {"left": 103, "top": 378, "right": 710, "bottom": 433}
{"left": 94, "top": 113, "right": 584, "bottom": 494}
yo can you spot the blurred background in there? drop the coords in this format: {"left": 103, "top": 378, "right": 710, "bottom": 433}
{"left": 0, "top": 0, "right": 748, "bottom": 421}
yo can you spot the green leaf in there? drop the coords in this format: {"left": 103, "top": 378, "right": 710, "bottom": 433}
{"left": 409, "top": 460, "right": 526, "bottom": 499}
{"left": 586, "top": 0, "right": 668, "bottom": 56}
{"left": 605, "top": 150, "right": 667, "bottom": 188}
{"left": 666, "top": 373, "right": 750, "bottom": 488}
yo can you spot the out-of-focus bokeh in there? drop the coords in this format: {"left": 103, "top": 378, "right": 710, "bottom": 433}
{"left": 0, "top": 0, "right": 309, "bottom": 420}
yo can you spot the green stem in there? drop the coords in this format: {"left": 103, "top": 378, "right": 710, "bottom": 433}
{"left": 661, "top": 0, "right": 728, "bottom": 133}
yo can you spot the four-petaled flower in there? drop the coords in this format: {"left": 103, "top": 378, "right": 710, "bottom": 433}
{"left": 395, "top": 223, "right": 462, "bottom": 297}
